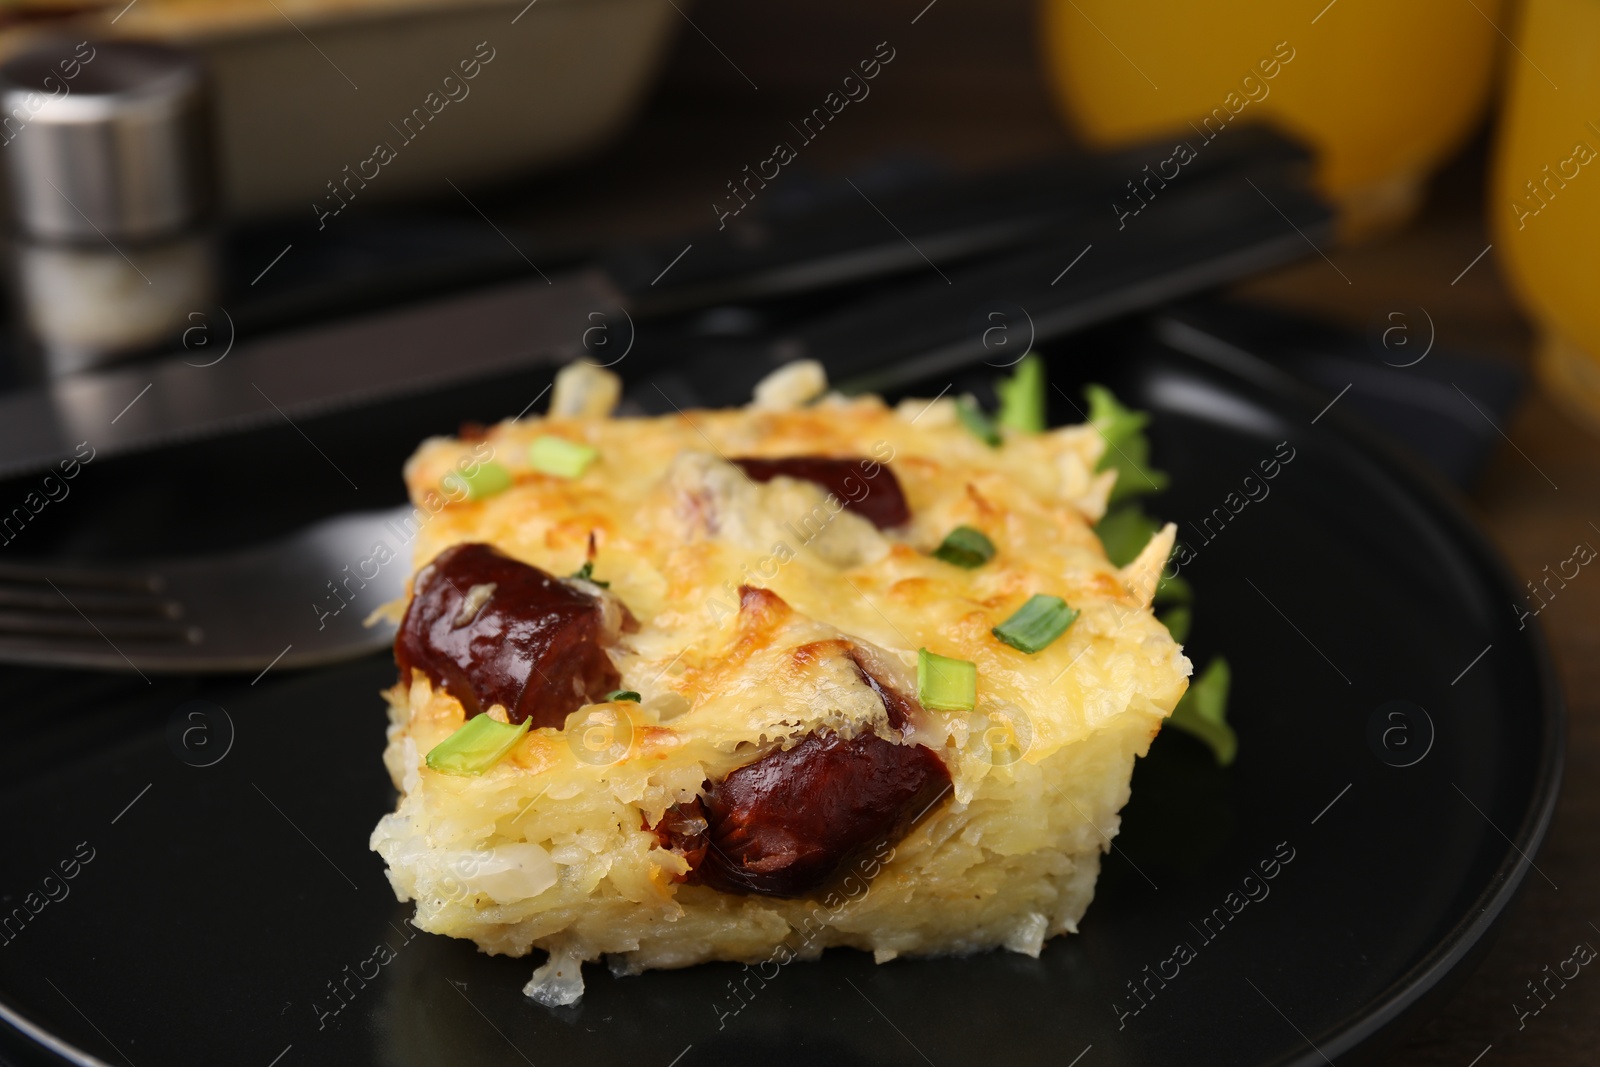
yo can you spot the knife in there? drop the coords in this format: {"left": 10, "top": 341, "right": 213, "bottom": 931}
{"left": 0, "top": 128, "right": 1329, "bottom": 481}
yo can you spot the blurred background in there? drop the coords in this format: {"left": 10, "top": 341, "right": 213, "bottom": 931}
{"left": 0, "top": 0, "right": 1594, "bottom": 1063}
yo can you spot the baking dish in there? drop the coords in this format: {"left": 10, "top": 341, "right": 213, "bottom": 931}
{"left": 0, "top": 0, "right": 680, "bottom": 218}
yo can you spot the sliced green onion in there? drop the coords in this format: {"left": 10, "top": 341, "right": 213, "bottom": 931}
{"left": 442, "top": 460, "right": 512, "bottom": 501}
{"left": 1159, "top": 605, "right": 1192, "bottom": 644}
{"left": 917, "top": 648, "right": 977, "bottom": 711}
{"left": 606, "top": 690, "right": 641, "bottom": 702}
{"left": 956, "top": 395, "right": 1001, "bottom": 447}
{"left": 932, "top": 526, "right": 996, "bottom": 568}
{"left": 992, "top": 594, "right": 1078, "bottom": 654}
{"left": 570, "top": 561, "right": 609, "bottom": 588}
{"left": 1084, "top": 384, "right": 1169, "bottom": 502}
{"left": 425, "top": 715, "right": 530, "bottom": 775}
{"left": 1168, "top": 657, "right": 1235, "bottom": 765}
{"left": 995, "top": 354, "right": 1046, "bottom": 434}
{"left": 529, "top": 435, "right": 598, "bottom": 478}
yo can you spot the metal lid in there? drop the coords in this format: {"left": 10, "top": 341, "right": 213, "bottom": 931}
{"left": 0, "top": 40, "right": 211, "bottom": 243}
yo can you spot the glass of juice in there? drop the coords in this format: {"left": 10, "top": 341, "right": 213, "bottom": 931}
{"left": 1038, "top": 0, "right": 1504, "bottom": 237}
{"left": 1491, "top": 0, "right": 1600, "bottom": 434}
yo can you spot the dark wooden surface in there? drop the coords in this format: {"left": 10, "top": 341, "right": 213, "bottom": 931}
{"left": 485, "top": 1, "right": 1599, "bottom": 1061}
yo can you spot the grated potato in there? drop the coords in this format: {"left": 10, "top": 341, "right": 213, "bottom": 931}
{"left": 371, "top": 363, "right": 1190, "bottom": 1004}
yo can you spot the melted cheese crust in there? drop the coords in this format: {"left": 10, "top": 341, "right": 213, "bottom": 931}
{"left": 400, "top": 391, "right": 1187, "bottom": 774}
{"left": 373, "top": 378, "right": 1191, "bottom": 1001}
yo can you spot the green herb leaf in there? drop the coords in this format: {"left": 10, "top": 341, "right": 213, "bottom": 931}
{"left": 1100, "top": 502, "right": 1190, "bottom": 607}
{"left": 1095, "top": 503, "right": 1160, "bottom": 568}
{"left": 991, "top": 594, "right": 1079, "bottom": 654}
{"left": 1168, "top": 657, "right": 1235, "bottom": 765}
{"left": 606, "top": 690, "right": 641, "bottom": 702}
{"left": 529, "top": 435, "right": 598, "bottom": 478}
{"left": 1084, "top": 384, "right": 1169, "bottom": 502}
{"left": 442, "top": 460, "right": 513, "bottom": 501}
{"left": 425, "top": 715, "right": 530, "bottom": 775}
{"left": 1155, "top": 572, "right": 1192, "bottom": 606}
{"left": 995, "top": 354, "right": 1047, "bottom": 434}
{"left": 1096, "top": 504, "right": 1190, "bottom": 605}
{"left": 956, "top": 394, "right": 1001, "bottom": 447}
{"left": 570, "top": 561, "right": 609, "bottom": 588}
{"left": 932, "top": 526, "right": 996, "bottom": 568}
{"left": 917, "top": 648, "right": 977, "bottom": 711}
{"left": 1159, "top": 605, "right": 1192, "bottom": 644}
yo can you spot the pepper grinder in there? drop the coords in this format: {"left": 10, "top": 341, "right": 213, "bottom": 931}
{"left": 0, "top": 40, "right": 217, "bottom": 380}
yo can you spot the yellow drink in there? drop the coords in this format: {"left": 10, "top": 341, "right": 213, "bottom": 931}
{"left": 1491, "top": 0, "right": 1600, "bottom": 432}
{"left": 1039, "top": 0, "right": 1503, "bottom": 234}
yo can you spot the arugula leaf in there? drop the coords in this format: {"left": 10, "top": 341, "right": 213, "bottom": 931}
{"left": 1159, "top": 605, "right": 1192, "bottom": 643}
{"left": 995, "top": 354, "right": 1047, "bottom": 434}
{"left": 956, "top": 394, "right": 1001, "bottom": 447}
{"left": 1090, "top": 393, "right": 1230, "bottom": 764}
{"left": 1085, "top": 384, "right": 1170, "bottom": 502}
{"left": 1097, "top": 503, "right": 1190, "bottom": 607}
{"left": 1168, "top": 657, "right": 1235, "bottom": 765}
{"left": 1096, "top": 503, "right": 1160, "bottom": 568}
{"left": 1155, "top": 572, "right": 1192, "bottom": 606}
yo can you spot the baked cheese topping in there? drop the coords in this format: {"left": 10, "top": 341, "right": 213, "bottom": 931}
{"left": 397, "top": 366, "right": 1185, "bottom": 774}
{"left": 372, "top": 359, "right": 1191, "bottom": 1004}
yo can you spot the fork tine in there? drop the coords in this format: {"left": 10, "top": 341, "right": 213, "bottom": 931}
{"left": 0, "top": 611, "right": 199, "bottom": 643}
{"left": 0, "top": 560, "right": 164, "bottom": 593}
{"left": 0, "top": 586, "right": 182, "bottom": 618}
{"left": 0, "top": 505, "right": 411, "bottom": 673}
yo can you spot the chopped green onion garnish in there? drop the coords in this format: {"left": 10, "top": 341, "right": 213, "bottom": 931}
{"left": 1159, "top": 605, "right": 1192, "bottom": 644}
{"left": 1095, "top": 503, "right": 1160, "bottom": 568}
{"left": 442, "top": 460, "right": 512, "bottom": 501}
{"left": 917, "top": 648, "right": 977, "bottom": 711}
{"left": 995, "top": 354, "right": 1047, "bottom": 434}
{"left": 956, "top": 395, "right": 1001, "bottom": 447}
{"left": 529, "top": 435, "right": 598, "bottom": 479}
{"left": 932, "top": 526, "right": 996, "bottom": 568}
{"left": 570, "top": 561, "right": 609, "bottom": 588}
{"left": 992, "top": 594, "right": 1078, "bottom": 654}
{"left": 1168, "top": 657, "right": 1235, "bottom": 765}
{"left": 606, "top": 690, "right": 641, "bottom": 702}
{"left": 425, "top": 715, "right": 530, "bottom": 775}
{"left": 1085, "top": 384, "right": 1169, "bottom": 502}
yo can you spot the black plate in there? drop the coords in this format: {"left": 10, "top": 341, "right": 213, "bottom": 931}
{"left": 0, "top": 317, "right": 1562, "bottom": 1067}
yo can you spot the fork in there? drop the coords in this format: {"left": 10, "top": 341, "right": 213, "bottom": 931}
{"left": 0, "top": 506, "right": 412, "bottom": 675}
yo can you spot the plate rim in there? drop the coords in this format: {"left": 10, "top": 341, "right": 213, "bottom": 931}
{"left": 0, "top": 315, "right": 1567, "bottom": 1067}
{"left": 1154, "top": 311, "right": 1566, "bottom": 1065}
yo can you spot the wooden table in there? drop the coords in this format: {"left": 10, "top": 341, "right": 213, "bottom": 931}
{"left": 496, "top": 2, "right": 1600, "bottom": 1060}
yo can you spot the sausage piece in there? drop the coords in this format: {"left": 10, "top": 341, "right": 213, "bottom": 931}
{"left": 732, "top": 456, "right": 910, "bottom": 529}
{"left": 652, "top": 651, "right": 949, "bottom": 897}
{"left": 395, "top": 543, "right": 619, "bottom": 727}
{"left": 694, "top": 729, "right": 950, "bottom": 897}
